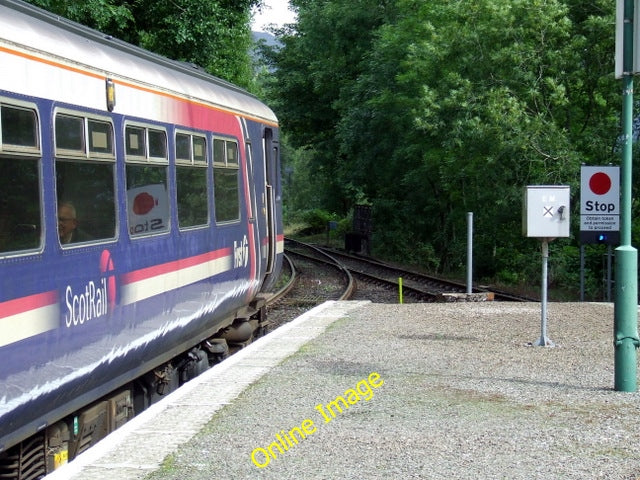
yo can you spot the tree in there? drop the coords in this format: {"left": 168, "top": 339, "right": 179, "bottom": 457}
{"left": 387, "top": 0, "right": 584, "bottom": 274}
{"left": 26, "top": 0, "right": 261, "bottom": 87}
{"left": 267, "top": 0, "right": 392, "bottom": 213}
{"left": 271, "top": 0, "right": 620, "bottom": 295}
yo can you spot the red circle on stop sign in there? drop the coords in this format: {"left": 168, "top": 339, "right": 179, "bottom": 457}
{"left": 589, "top": 172, "right": 611, "bottom": 195}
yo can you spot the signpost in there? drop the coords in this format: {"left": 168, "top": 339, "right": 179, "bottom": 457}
{"left": 614, "top": 0, "right": 639, "bottom": 392}
{"left": 523, "top": 186, "right": 570, "bottom": 347}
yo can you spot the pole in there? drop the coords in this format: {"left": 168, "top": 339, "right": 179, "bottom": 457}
{"left": 615, "top": 0, "right": 639, "bottom": 392}
{"left": 534, "top": 240, "right": 554, "bottom": 347}
{"left": 580, "top": 244, "right": 585, "bottom": 302}
{"left": 607, "top": 245, "right": 613, "bottom": 303}
{"left": 467, "top": 212, "right": 473, "bottom": 294}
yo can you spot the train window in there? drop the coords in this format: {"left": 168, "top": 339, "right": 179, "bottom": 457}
{"left": 0, "top": 158, "right": 42, "bottom": 253}
{"left": 149, "top": 129, "right": 167, "bottom": 159}
{"left": 226, "top": 142, "right": 238, "bottom": 166}
{"left": 126, "top": 165, "right": 169, "bottom": 236}
{"left": 54, "top": 112, "right": 116, "bottom": 245}
{"left": 125, "top": 123, "right": 169, "bottom": 237}
{"left": 56, "top": 161, "right": 116, "bottom": 244}
{"left": 213, "top": 138, "right": 225, "bottom": 165}
{"left": 177, "top": 166, "right": 208, "bottom": 228}
{"left": 126, "top": 126, "right": 145, "bottom": 157}
{"left": 176, "top": 133, "right": 191, "bottom": 161}
{"left": 88, "top": 120, "right": 113, "bottom": 155}
{"left": 1, "top": 105, "right": 38, "bottom": 148}
{"left": 175, "top": 134, "right": 207, "bottom": 165}
{"left": 55, "top": 114, "right": 85, "bottom": 152}
{"left": 193, "top": 136, "right": 206, "bottom": 163}
{"left": 176, "top": 133, "right": 208, "bottom": 229}
{"left": 55, "top": 112, "right": 115, "bottom": 161}
{"left": 125, "top": 126, "right": 167, "bottom": 162}
{"left": 213, "top": 138, "right": 240, "bottom": 223}
{"left": 176, "top": 133, "right": 207, "bottom": 166}
{"left": 0, "top": 102, "right": 41, "bottom": 254}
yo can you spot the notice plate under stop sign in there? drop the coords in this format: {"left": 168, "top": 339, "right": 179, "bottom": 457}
{"left": 523, "top": 186, "right": 570, "bottom": 239}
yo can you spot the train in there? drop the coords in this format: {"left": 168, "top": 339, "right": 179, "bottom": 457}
{"left": 0, "top": 0, "right": 283, "bottom": 477}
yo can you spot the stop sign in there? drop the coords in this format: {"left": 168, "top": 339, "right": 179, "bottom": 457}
{"left": 580, "top": 166, "right": 619, "bottom": 215}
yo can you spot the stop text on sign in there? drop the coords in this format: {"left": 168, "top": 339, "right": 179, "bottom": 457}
{"left": 584, "top": 200, "right": 616, "bottom": 213}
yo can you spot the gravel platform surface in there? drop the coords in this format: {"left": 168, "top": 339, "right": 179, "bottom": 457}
{"left": 142, "top": 301, "right": 640, "bottom": 480}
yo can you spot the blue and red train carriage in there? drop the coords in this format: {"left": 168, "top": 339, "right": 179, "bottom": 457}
{"left": 0, "top": 0, "right": 283, "bottom": 475}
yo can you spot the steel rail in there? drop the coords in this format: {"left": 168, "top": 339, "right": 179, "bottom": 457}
{"left": 284, "top": 238, "right": 355, "bottom": 300}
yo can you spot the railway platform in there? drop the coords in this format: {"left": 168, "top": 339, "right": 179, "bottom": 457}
{"left": 45, "top": 301, "right": 640, "bottom": 480}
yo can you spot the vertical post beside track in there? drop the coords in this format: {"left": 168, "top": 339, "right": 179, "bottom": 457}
{"left": 534, "top": 240, "right": 554, "bottom": 347}
{"left": 467, "top": 212, "right": 473, "bottom": 295}
{"left": 614, "top": 0, "right": 639, "bottom": 392}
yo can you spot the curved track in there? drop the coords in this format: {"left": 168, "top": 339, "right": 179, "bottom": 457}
{"left": 263, "top": 241, "right": 355, "bottom": 331}
{"left": 285, "top": 239, "right": 536, "bottom": 303}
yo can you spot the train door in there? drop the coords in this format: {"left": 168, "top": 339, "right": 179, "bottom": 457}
{"left": 263, "top": 128, "right": 277, "bottom": 275}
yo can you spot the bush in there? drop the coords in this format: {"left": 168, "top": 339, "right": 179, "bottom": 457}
{"left": 296, "top": 209, "right": 339, "bottom": 235}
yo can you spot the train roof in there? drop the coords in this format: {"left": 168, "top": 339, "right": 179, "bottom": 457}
{"left": 0, "top": 0, "right": 278, "bottom": 125}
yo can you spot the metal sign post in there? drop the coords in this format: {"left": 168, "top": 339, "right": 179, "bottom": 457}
{"left": 523, "top": 186, "right": 570, "bottom": 347}
{"left": 534, "top": 239, "right": 554, "bottom": 346}
{"left": 614, "top": 0, "right": 639, "bottom": 392}
{"left": 467, "top": 212, "right": 473, "bottom": 294}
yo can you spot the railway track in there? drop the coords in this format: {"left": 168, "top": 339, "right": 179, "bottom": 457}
{"left": 263, "top": 242, "right": 355, "bottom": 331}
{"left": 283, "top": 238, "right": 536, "bottom": 303}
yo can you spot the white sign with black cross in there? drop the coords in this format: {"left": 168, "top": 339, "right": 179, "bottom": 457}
{"left": 522, "top": 185, "right": 570, "bottom": 348}
{"left": 523, "top": 186, "right": 570, "bottom": 239}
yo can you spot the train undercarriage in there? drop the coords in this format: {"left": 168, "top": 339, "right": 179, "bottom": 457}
{"left": 0, "top": 302, "right": 269, "bottom": 480}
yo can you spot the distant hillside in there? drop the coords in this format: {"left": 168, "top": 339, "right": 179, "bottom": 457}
{"left": 252, "top": 31, "right": 278, "bottom": 47}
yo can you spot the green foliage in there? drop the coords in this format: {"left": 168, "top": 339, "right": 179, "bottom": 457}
{"left": 280, "top": 144, "right": 323, "bottom": 220}
{"left": 26, "top": 0, "right": 261, "bottom": 87}
{"left": 29, "top": 0, "right": 135, "bottom": 34}
{"left": 270, "top": 0, "right": 622, "bottom": 297}
{"left": 267, "top": 0, "right": 392, "bottom": 214}
{"left": 293, "top": 209, "right": 339, "bottom": 235}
